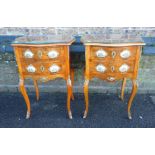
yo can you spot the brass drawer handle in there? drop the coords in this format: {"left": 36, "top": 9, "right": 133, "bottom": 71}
{"left": 40, "top": 77, "right": 48, "bottom": 82}
{"left": 112, "top": 51, "right": 116, "bottom": 58}
{"left": 107, "top": 77, "right": 115, "bottom": 81}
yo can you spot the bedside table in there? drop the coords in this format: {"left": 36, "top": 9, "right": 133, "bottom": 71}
{"left": 12, "top": 35, "right": 75, "bottom": 119}
{"left": 81, "top": 34, "right": 145, "bottom": 119}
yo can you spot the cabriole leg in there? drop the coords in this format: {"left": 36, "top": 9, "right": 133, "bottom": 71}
{"left": 66, "top": 76, "right": 73, "bottom": 119}
{"left": 33, "top": 80, "right": 39, "bottom": 101}
{"left": 83, "top": 79, "right": 89, "bottom": 119}
{"left": 127, "top": 79, "right": 138, "bottom": 119}
{"left": 70, "top": 68, "right": 74, "bottom": 100}
{"left": 19, "top": 79, "right": 31, "bottom": 119}
{"left": 120, "top": 78, "right": 127, "bottom": 101}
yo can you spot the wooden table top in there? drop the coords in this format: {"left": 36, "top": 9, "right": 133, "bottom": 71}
{"left": 12, "top": 35, "right": 75, "bottom": 46}
{"left": 81, "top": 34, "right": 145, "bottom": 46}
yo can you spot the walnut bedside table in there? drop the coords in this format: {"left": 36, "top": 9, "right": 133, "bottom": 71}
{"left": 12, "top": 35, "right": 75, "bottom": 119}
{"left": 81, "top": 34, "right": 145, "bottom": 119}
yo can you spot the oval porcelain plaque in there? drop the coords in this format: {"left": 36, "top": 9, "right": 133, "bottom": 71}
{"left": 48, "top": 50, "right": 59, "bottom": 58}
{"left": 96, "top": 49, "right": 107, "bottom": 58}
{"left": 27, "top": 65, "right": 36, "bottom": 73}
{"left": 119, "top": 64, "right": 129, "bottom": 73}
{"left": 24, "top": 49, "right": 34, "bottom": 58}
{"left": 120, "top": 50, "right": 131, "bottom": 59}
{"left": 96, "top": 64, "right": 106, "bottom": 73}
{"left": 49, "top": 64, "right": 60, "bottom": 73}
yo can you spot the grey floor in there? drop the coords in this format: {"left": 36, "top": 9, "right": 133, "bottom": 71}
{"left": 0, "top": 92, "right": 155, "bottom": 128}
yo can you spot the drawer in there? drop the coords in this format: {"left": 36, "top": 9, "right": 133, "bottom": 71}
{"left": 18, "top": 46, "right": 65, "bottom": 61}
{"left": 89, "top": 61, "right": 111, "bottom": 74}
{"left": 90, "top": 46, "right": 138, "bottom": 61}
{"left": 21, "top": 61, "right": 66, "bottom": 76}
{"left": 89, "top": 59, "right": 135, "bottom": 75}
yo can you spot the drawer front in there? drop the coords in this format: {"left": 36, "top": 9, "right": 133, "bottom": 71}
{"left": 18, "top": 46, "right": 65, "bottom": 61}
{"left": 90, "top": 60, "right": 135, "bottom": 74}
{"left": 90, "top": 46, "right": 138, "bottom": 61}
{"left": 89, "top": 61, "right": 134, "bottom": 81}
{"left": 21, "top": 61, "right": 66, "bottom": 76}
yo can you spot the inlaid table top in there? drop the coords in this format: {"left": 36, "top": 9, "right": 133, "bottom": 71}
{"left": 12, "top": 35, "right": 75, "bottom": 45}
{"left": 81, "top": 34, "right": 145, "bottom": 46}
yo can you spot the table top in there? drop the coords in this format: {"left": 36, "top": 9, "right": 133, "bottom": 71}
{"left": 81, "top": 34, "right": 145, "bottom": 46}
{"left": 12, "top": 35, "right": 75, "bottom": 45}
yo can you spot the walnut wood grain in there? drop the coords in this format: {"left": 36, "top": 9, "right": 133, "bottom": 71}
{"left": 13, "top": 42, "right": 74, "bottom": 119}
{"left": 83, "top": 43, "right": 143, "bottom": 119}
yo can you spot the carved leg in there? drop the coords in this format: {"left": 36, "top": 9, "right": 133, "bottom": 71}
{"left": 19, "top": 79, "right": 31, "bottom": 119}
{"left": 70, "top": 68, "right": 74, "bottom": 100}
{"left": 120, "top": 78, "right": 127, "bottom": 101}
{"left": 33, "top": 80, "right": 39, "bottom": 101}
{"left": 127, "top": 79, "right": 138, "bottom": 119}
{"left": 66, "top": 77, "right": 73, "bottom": 119}
{"left": 83, "top": 79, "right": 89, "bottom": 118}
